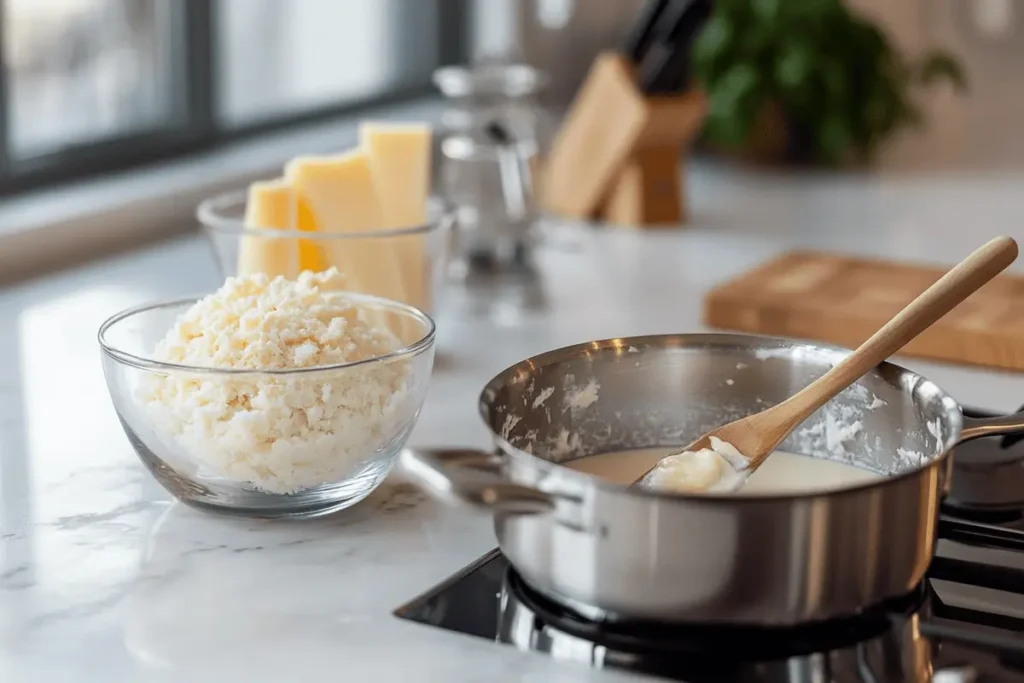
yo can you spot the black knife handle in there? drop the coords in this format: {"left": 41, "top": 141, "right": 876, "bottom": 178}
{"left": 622, "top": 0, "right": 672, "bottom": 64}
{"left": 638, "top": 0, "right": 712, "bottom": 95}
{"left": 638, "top": 43, "right": 677, "bottom": 94}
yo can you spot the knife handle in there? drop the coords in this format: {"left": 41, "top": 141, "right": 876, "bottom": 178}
{"left": 622, "top": 0, "right": 672, "bottom": 63}
{"left": 636, "top": 0, "right": 711, "bottom": 95}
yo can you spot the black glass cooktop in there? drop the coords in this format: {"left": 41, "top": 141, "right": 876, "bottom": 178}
{"left": 395, "top": 530, "right": 1024, "bottom": 682}
{"left": 395, "top": 406, "right": 1024, "bottom": 681}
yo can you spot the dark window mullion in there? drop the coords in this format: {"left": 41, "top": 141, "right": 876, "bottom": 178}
{"left": 437, "top": 0, "right": 469, "bottom": 67}
{"left": 182, "top": 0, "right": 217, "bottom": 141}
{"left": 394, "top": 0, "right": 462, "bottom": 84}
{"left": 0, "top": 0, "right": 456, "bottom": 197}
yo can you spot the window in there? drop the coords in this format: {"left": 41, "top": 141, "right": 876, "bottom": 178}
{"left": 4, "top": 0, "right": 178, "bottom": 159}
{"left": 0, "top": 0, "right": 464, "bottom": 194}
{"left": 217, "top": 0, "right": 442, "bottom": 125}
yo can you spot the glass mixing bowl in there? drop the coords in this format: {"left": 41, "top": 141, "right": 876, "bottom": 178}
{"left": 98, "top": 293, "right": 435, "bottom": 519}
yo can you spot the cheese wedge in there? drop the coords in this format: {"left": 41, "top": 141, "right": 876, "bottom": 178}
{"left": 286, "top": 151, "right": 408, "bottom": 332}
{"left": 295, "top": 196, "right": 330, "bottom": 272}
{"left": 237, "top": 179, "right": 299, "bottom": 278}
{"left": 360, "top": 122, "right": 433, "bottom": 312}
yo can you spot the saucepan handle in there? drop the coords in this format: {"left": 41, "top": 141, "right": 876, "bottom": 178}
{"left": 400, "top": 447, "right": 556, "bottom": 515}
{"left": 958, "top": 410, "right": 1024, "bottom": 443}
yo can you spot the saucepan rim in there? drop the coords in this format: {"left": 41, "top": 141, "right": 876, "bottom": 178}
{"left": 478, "top": 332, "right": 966, "bottom": 504}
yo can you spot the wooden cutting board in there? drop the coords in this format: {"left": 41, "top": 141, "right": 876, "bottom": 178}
{"left": 703, "top": 251, "right": 1024, "bottom": 372}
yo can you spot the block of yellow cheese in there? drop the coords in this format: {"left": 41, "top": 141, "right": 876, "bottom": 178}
{"left": 285, "top": 151, "right": 408, "bottom": 309}
{"left": 237, "top": 179, "right": 300, "bottom": 279}
{"left": 295, "top": 196, "right": 331, "bottom": 272}
{"left": 360, "top": 122, "right": 432, "bottom": 312}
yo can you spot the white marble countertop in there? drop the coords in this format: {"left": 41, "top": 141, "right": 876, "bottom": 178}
{"left": 3, "top": 163, "right": 1024, "bottom": 682}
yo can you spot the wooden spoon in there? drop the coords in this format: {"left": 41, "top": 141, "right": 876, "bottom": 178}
{"left": 635, "top": 236, "right": 1019, "bottom": 492}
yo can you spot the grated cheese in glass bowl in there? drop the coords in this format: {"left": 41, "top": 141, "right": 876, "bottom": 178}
{"left": 98, "top": 268, "right": 435, "bottom": 518}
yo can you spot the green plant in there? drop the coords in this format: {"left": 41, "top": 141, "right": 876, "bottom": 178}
{"left": 693, "top": 0, "right": 967, "bottom": 165}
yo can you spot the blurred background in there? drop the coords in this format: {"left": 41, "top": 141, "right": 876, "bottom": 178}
{"left": 471, "top": 0, "right": 1022, "bottom": 168}
{"left": 0, "top": 0, "right": 1021, "bottom": 277}
{"left": 2, "top": 0, "right": 448, "bottom": 185}
{"left": 2, "top": 0, "right": 1020, "bottom": 173}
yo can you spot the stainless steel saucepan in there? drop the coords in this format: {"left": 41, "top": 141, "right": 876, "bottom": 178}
{"left": 402, "top": 334, "right": 1024, "bottom": 626}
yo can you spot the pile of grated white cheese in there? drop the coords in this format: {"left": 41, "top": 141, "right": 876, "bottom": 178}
{"left": 141, "top": 268, "right": 413, "bottom": 494}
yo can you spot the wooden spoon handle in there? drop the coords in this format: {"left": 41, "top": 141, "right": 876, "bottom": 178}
{"left": 779, "top": 236, "right": 1019, "bottom": 423}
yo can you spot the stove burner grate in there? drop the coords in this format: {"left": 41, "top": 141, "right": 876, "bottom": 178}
{"left": 398, "top": 536, "right": 1024, "bottom": 682}
{"left": 941, "top": 502, "right": 1024, "bottom": 525}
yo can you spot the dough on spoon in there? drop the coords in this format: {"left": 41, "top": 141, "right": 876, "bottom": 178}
{"left": 644, "top": 437, "right": 750, "bottom": 493}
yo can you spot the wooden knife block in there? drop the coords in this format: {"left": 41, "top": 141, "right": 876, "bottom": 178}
{"left": 541, "top": 52, "right": 707, "bottom": 227}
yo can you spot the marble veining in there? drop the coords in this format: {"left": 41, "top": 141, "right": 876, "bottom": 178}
{"left": 2, "top": 164, "right": 1024, "bottom": 682}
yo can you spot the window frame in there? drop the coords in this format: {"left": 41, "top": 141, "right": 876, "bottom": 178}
{"left": 0, "top": 0, "right": 467, "bottom": 196}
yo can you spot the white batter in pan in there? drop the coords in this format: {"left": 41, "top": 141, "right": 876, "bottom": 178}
{"left": 566, "top": 448, "right": 882, "bottom": 494}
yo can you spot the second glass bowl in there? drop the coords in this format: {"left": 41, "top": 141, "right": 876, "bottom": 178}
{"left": 198, "top": 190, "right": 454, "bottom": 315}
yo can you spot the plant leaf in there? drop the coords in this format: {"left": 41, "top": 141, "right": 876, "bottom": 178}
{"left": 751, "top": 0, "right": 780, "bottom": 23}
{"left": 693, "top": 0, "right": 955, "bottom": 164}
{"left": 704, "top": 63, "right": 761, "bottom": 148}
{"left": 774, "top": 43, "right": 812, "bottom": 89}
{"left": 692, "top": 14, "right": 734, "bottom": 80}
{"left": 817, "top": 115, "right": 851, "bottom": 164}
{"left": 703, "top": 113, "right": 751, "bottom": 148}
{"left": 851, "top": 20, "right": 887, "bottom": 60}
{"left": 918, "top": 51, "right": 968, "bottom": 92}
{"left": 709, "top": 64, "right": 760, "bottom": 117}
